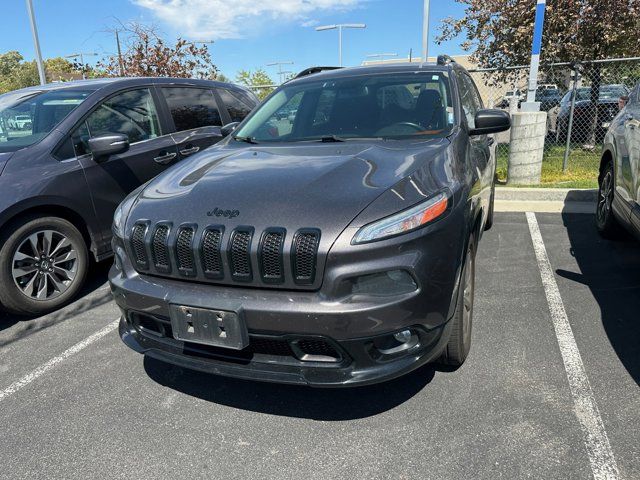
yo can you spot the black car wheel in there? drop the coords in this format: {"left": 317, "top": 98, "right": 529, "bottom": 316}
{"left": 595, "top": 160, "right": 623, "bottom": 239}
{"left": 439, "top": 236, "right": 476, "bottom": 366}
{"left": 0, "top": 215, "right": 88, "bottom": 316}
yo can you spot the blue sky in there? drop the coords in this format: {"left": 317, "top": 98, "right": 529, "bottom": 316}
{"left": 1, "top": 0, "right": 468, "bottom": 80}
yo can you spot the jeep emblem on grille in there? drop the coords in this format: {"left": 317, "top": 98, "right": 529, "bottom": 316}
{"left": 207, "top": 208, "right": 240, "bottom": 219}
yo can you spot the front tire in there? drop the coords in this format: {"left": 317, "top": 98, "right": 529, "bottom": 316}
{"left": 595, "top": 159, "right": 623, "bottom": 239}
{"left": 439, "top": 236, "right": 476, "bottom": 366}
{"left": 0, "top": 215, "right": 88, "bottom": 316}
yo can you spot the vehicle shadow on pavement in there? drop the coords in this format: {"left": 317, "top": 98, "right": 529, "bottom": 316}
{"left": 557, "top": 213, "right": 640, "bottom": 386}
{"left": 143, "top": 356, "right": 435, "bottom": 420}
{"left": 0, "top": 260, "right": 113, "bottom": 345}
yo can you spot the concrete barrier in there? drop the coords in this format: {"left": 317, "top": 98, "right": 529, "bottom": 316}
{"left": 507, "top": 111, "right": 547, "bottom": 185}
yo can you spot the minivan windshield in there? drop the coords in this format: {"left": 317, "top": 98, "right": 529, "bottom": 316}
{"left": 234, "top": 71, "right": 455, "bottom": 143}
{"left": 0, "top": 88, "right": 94, "bottom": 152}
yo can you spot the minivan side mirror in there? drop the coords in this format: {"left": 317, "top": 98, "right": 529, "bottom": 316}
{"left": 221, "top": 122, "right": 240, "bottom": 137}
{"left": 469, "top": 109, "right": 511, "bottom": 136}
{"left": 88, "top": 134, "right": 130, "bottom": 161}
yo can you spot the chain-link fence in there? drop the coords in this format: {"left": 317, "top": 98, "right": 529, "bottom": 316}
{"left": 469, "top": 57, "right": 640, "bottom": 186}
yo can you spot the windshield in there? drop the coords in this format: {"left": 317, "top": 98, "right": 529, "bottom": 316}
{"left": 0, "top": 88, "right": 93, "bottom": 152}
{"left": 234, "top": 71, "right": 455, "bottom": 142}
{"left": 562, "top": 86, "right": 630, "bottom": 104}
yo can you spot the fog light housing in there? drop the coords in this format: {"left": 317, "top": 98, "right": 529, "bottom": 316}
{"left": 373, "top": 328, "right": 419, "bottom": 356}
{"left": 351, "top": 270, "right": 417, "bottom": 296}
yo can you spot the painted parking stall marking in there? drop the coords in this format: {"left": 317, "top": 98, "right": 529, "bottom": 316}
{"left": 526, "top": 212, "right": 620, "bottom": 480}
{"left": 0, "top": 319, "right": 119, "bottom": 403}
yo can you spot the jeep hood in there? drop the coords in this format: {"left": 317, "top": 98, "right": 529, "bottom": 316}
{"left": 129, "top": 140, "right": 451, "bottom": 242}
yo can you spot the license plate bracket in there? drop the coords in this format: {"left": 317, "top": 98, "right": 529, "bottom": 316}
{"left": 169, "top": 305, "right": 248, "bottom": 350}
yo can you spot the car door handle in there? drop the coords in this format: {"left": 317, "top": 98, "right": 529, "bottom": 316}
{"left": 179, "top": 146, "right": 200, "bottom": 156}
{"left": 153, "top": 152, "right": 178, "bottom": 164}
{"left": 487, "top": 137, "right": 495, "bottom": 146}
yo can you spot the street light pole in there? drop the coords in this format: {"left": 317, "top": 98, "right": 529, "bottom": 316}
{"left": 25, "top": 0, "right": 46, "bottom": 85}
{"left": 266, "top": 61, "right": 294, "bottom": 84}
{"left": 65, "top": 53, "right": 98, "bottom": 80}
{"left": 315, "top": 23, "right": 366, "bottom": 67}
{"left": 422, "top": 0, "right": 431, "bottom": 62}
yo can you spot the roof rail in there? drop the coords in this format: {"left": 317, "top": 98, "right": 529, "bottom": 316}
{"left": 437, "top": 55, "right": 455, "bottom": 66}
{"left": 295, "top": 66, "right": 342, "bottom": 79}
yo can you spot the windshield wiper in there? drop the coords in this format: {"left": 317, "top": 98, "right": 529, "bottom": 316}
{"left": 320, "top": 135, "right": 345, "bottom": 143}
{"left": 233, "top": 135, "right": 259, "bottom": 144}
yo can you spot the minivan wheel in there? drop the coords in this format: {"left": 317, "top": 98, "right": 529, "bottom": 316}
{"left": 595, "top": 160, "right": 623, "bottom": 239}
{"left": 0, "top": 216, "right": 88, "bottom": 316}
{"left": 439, "top": 237, "right": 476, "bottom": 367}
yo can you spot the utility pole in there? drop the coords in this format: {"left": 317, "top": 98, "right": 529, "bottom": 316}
{"left": 266, "top": 61, "right": 294, "bottom": 84}
{"left": 25, "top": 0, "right": 46, "bottom": 85}
{"left": 115, "top": 30, "right": 124, "bottom": 76}
{"left": 315, "top": 24, "right": 366, "bottom": 67}
{"left": 522, "top": 0, "right": 547, "bottom": 111}
{"left": 422, "top": 0, "right": 431, "bottom": 63}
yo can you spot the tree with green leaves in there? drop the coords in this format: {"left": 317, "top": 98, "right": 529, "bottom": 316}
{"left": 437, "top": 0, "right": 640, "bottom": 143}
{"left": 235, "top": 69, "right": 275, "bottom": 100}
{"left": 0, "top": 51, "right": 78, "bottom": 93}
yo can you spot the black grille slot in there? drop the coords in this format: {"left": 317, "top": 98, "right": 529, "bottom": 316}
{"left": 229, "top": 228, "right": 253, "bottom": 281}
{"left": 297, "top": 339, "right": 339, "bottom": 357}
{"left": 260, "top": 229, "right": 285, "bottom": 283}
{"left": 151, "top": 225, "right": 170, "bottom": 271}
{"left": 247, "top": 338, "right": 294, "bottom": 357}
{"left": 201, "top": 227, "right": 224, "bottom": 278}
{"left": 176, "top": 226, "right": 195, "bottom": 275}
{"left": 131, "top": 223, "right": 148, "bottom": 268}
{"left": 292, "top": 229, "right": 320, "bottom": 285}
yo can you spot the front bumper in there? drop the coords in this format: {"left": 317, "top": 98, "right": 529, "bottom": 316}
{"left": 109, "top": 204, "right": 466, "bottom": 387}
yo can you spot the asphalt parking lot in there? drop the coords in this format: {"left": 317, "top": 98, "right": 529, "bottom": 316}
{"left": 0, "top": 212, "right": 638, "bottom": 480}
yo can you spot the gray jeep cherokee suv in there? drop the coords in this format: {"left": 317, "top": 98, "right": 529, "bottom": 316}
{"left": 109, "top": 59, "right": 510, "bottom": 386}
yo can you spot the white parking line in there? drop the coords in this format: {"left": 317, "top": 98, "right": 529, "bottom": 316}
{"left": 0, "top": 319, "right": 119, "bottom": 403}
{"left": 526, "top": 212, "right": 620, "bottom": 480}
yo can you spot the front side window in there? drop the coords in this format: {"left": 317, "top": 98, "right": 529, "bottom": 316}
{"left": 217, "top": 88, "right": 253, "bottom": 123}
{"left": 161, "top": 87, "right": 222, "bottom": 131}
{"left": 234, "top": 71, "right": 455, "bottom": 142}
{"left": 0, "top": 88, "right": 93, "bottom": 153}
{"left": 86, "top": 88, "right": 161, "bottom": 144}
{"left": 457, "top": 74, "right": 483, "bottom": 129}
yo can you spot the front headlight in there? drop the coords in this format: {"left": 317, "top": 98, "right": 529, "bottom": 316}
{"left": 352, "top": 192, "right": 449, "bottom": 244}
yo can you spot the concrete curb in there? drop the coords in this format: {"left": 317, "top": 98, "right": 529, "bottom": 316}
{"left": 494, "top": 187, "right": 597, "bottom": 213}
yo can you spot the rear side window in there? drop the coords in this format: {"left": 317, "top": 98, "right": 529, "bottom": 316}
{"left": 217, "top": 88, "right": 254, "bottom": 122}
{"left": 161, "top": 87, "right": 222, "bottom": 131}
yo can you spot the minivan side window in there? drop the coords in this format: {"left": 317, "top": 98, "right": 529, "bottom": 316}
{"left": 457, "top": 74, "right": 483, "bottom": 129}
{"left": 161, "top": 87, "right": 222, "bottom": 131}
{"left": 217, "top": 88, "right": 253, "bottom": 123}
{"left": 54, "top": 88, "right": 160, "bottom": 159}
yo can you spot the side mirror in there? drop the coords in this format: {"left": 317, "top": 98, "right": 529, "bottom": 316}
{"left": 221, "top": 122, "right": 240, "bottom": 137}
{"left": 88, "top": 134, "right": 130, "bottom": 161}
{"left": 469, "top": 109, "right": 511, "bottom": 136}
